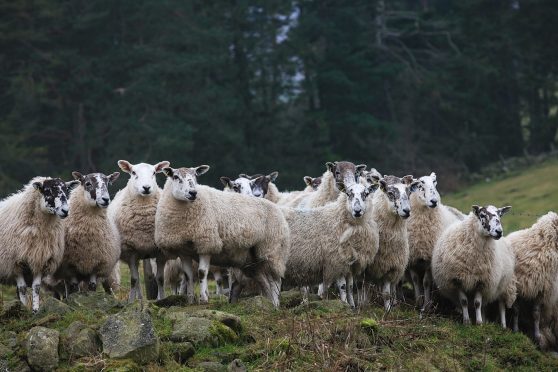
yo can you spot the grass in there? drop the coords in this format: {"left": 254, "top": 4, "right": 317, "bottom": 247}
{"left": 444, "top": 158, "right": 558, "bottom": 232}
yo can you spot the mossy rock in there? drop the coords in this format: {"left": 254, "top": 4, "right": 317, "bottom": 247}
{"left": 103, "top": 358, "right": 142, "bottom": 372}
{"left": 227, "top": 358, "right": 246, "bottom": 372}
{"left": 161, "top": 341, "right": 195, "bottom": 364}
{"left": 193, "top": 310, "right": 242, "bottom": 334}
{"left": 26, "top": 326, "right": 59, "bottom": 371}
{"left": 170, "top": 316, "right": 238, "bottom": 347}
{"left": 60, "top": 321, "right": 100, "bottom": 360}
{"left": 0, "top": 343, "right": 11, "bottom": 359}
{"left": 66, "top": 292, "right": 123, "bottom": 312}
{"left": 38, "top": 297, "right": 72, "bottom": 316}
{"left": 0, "top": 300, "right": 30, "bottom": 321}
{"left": 238, "top": 296, "right": 274, "bottom": 313}
{"left": 197, "top": 361, "right": 227, "bottom": 372}
{"left": 279, "top": 289, "right": 320, "bottom": 308}
{"left": 291, "top": 299, "right": 351, "bottom": 315}
{"left": 99, "top": 308, "right": 160, "bottom": 364}
{"left": 154, "top": 295, "right": 190, "bottom": 308}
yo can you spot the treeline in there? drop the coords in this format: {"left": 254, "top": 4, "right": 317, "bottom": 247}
{"left": 0, "top": 0, "right": 557, "bottom": 194}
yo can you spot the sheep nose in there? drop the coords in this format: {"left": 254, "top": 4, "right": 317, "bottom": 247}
{"left": 102, "top": 197, "right": 110, "bottom": 204}
{"left": 60, "top": 209, "right": 69, "bottom": 218}
{"left": 402, "top": 208, "right": 410, "bottom": 218}
{"left": 430, "top": 200, "right": 438, "bottom": 207}
{"left": 189, "top": 190, "right": 197, "bottom": 197}
{"left": 143, "top": 186, "right": 151, "bottom": 193}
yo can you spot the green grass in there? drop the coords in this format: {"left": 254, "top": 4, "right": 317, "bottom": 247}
{"left": 444, "top": 158, "right": 558, "bottom": 232}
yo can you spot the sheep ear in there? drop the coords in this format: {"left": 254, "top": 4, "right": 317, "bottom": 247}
{"left": 379, "top": 179, "right": 388, "bottom": 192}
{"left": 66, "top": 180, "right": 80, "bottom": 193}
{"left": 33, "top": 182, "right": 43, "bottom": 192}
{"left": 163, "top": 167, "right": 174, "bottom": 178}
{"left": 195, "top": 165, "right": 210, "bottom": 176}
{"left": 368, "top": 183, "right": 379, "bottom": 194}
{"left": 326, "top": 162, "right": 335, "bottom": 172}
{"left": 108, "top": 172, "right": 120, "bottom": 185}
{"left": 472, "top": 205, "right": 482, "bottom": 217}
{"left": 498, "top": 206, "right": 512, "bottom": 217}
{"left": 220, "top": 177, "right": 233, "bottom": 188}
{"left": 303, "top": 176, "right": 313, "bottom": 187}
{"left": 72, "top": 171, "right": 84, "bottom": 183}
{"left": 118, "top": 160, "right": 133, "bottom": 174}
{"left": 155, "top": 161, "right": 170, "bottom": 173}
{"left": 356, "top": 164, "right": 367, "bottom": 176}
{"left": 369, "top": 168, "right": 381, "bottom": 180}
{"left": 430, "top": 172, "right": 437, "bottom": 182}
{"left": 268, "top": 171, "right": 278, "bottom": 183}
{"left": 239, "top": 173, "right": 249, "bottom": 179}
{"left": 402, "top": 175, "right": 414, "bottom": 185}
{"left": 409, "top": 180, "right": 420, "bottom": 193}
{"left": 336, "top": 182, "right": 346, "bottom": 193}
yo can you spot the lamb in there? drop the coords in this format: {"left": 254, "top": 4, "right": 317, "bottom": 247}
{"left": 432, "top": 205, "right": 516, "bottom": 327}
{"left": 282, "top": 181, "right": 379, "bottom": 304}
{"left": 154, "top": 165, "right": 290, "bottom": 307}
{"left": 0, "top": 177, "right": 79, "bottom": 312}
{"left": 505, "top": 212, "right": 558, "bottom": 342}
{"left": 365, "top": 175, "right": 419, "bottom": 311}
{"left": 53, "top": 171, "right": 121, "bottom": 294}
{"left": 108, "top": 160, "right": 170, "bottom": 301}
{"left": 406, "top": 172, "right": 463, "bottom": 311}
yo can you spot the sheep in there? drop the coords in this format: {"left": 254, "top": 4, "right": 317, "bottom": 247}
{"left": 365, "top": 175, "right": 419, "bottom": 311}
{"left": 0, "top": 177, "right": 79, "bottom": 312}
{"left": 108, "top": 160, "right": 170, "bottom": 301}
{"left": 505, "top": 212, "right": 558, "bottom": 343}
{"left": 406, "top": 172, "right": 463, "bottom": 311}
{"left": 303, "top": 176, "right": 322, "bottom": 191}
{"left": 220, "top": 175, "right": 255, "bottom": 196}
{"left": 432, "top": 205, "right": 516, "bottom": 327}
{"left": 154, "top": 165, "right": 290, "bottom": 307}
{"left": 249, "top": 172, "right": 314, "bottom": 207}
{"left": 53, "top": 171, "right": 121, "bottom": 294}
{"left": 281, "top": 181, "right": 379, "bottom": 304}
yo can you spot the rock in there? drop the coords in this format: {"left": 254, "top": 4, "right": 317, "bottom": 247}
{"left": 193, "top": 310, "right": 242, "bottom": 334}
{"left": 61, "top": 321, "right": 100, "bottom": 359}
{"left": 154, "top": 295, "right": 190, "bottom": 308}
{"left": 0, "top": 300, "right": 30, "bottom": 320}
{"left": 166, "top": 342, "right": 195, "bottom": 364}
{"left": 3, "top": 331, "right": 18, "bottom": 348}
{"left": 227, "top": 358, "right": 247, "bottom": 372}
{"left": 26, "top": 327, "right": 59, "bottom": 371}
{"left": 280, "top": 290, "right": 320, "bottom": 308}
{"left": 38, "top": 297, "right": 72, "bottom": 316}
{"left": 238, "top": 296, "right": 274, "bottom": 312}
{"left": 99, "top": 309, "right": 159, "bottom": 364}
{"left": 0, "top": 343, "right": 11, "bottom": 358}
{"left": 292, "top": 299, "right": 350, "bottom": 314}
{"left": 66, "top": 291, "right": 123, "bottom": 312}
{"left": 197, "top": 361, "right": 226, "bottom": 372}
{"left": 170, "top": 316, "right": 237, "bottom": 347}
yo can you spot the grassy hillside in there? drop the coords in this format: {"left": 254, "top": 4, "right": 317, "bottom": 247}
{"left": 444, "top": 159, "right": 558, "bottom": 232}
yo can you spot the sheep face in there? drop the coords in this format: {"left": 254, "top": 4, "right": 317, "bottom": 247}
{"left": 118, "top": 160, "right": 170, "bottom": 197}
{"left": 72, "top": 171, "right": 120, "bottom": 208}
{"left": 163, "top": 165, "right": 210, "bottom": 201}
{"left": 472, "top": 205, "right": 512, "bottom": 239}
{"left": 220, "top": 176, "right": 253, "bottom": 196}
{"left": 326, "top": 161, "right": 367, "bottom": 186}
{"left": 379, "top": 175, "right": 420, "bottom": 219}
{"left": 414, "top": 172, "right": 440, "bottom": 208}
{"left": 338, "top": 182, "right": 377, "bottom": 218}
{"left": 33, "top": 178, "right": 79, "bottom": 218}
{"left": 303, "top": 176, "right": 322, "bottom": 190}
{"left": 250, "top": 172, "right": 278, "bottom": 198}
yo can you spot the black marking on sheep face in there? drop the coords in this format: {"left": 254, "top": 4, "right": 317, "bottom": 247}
{"left": 34, "top": 178, "right": 76, "bottom": 218}
{"left": 310, "top": 176, "right": 322, "bottom": 190}
{"left": 379, "top": 175, "right": 413, "bottom": 219}
{"left": 338, "top": 182, "right": 372, "bottom": 218}
{"left": 250, "top": 172, "right": 278, "bottom": 198}
{"left": 472, "top": 205, "right": 511, "bottom": 239}
{"left": 74, "top": 172, "right": 119, "bottom": 208}
{"left": 414, "top": 173, "right": 440, "bottom": 208}
{"left": 328, "top": 161, "right": 366, "bottom": 187}
{"left": 164, "top": 165, "right": 209, "bottom": 201}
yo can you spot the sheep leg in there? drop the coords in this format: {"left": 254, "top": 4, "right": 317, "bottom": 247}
{"left": 267, "top": 273, "right": 281, "bottom": 308}
{"left": 155, "top": 256, "right": 166, "bottom": 300}
{"left": 474, "top": 291, "right": 483, "bottom": 325}
{"left": 320, "top": 280, "right": 332, "bottom": 300}
{"left": 533, "top": 301, "right": 542, "bottom": 343}
{"left": 213, "top": 268, "right": 223, "bottom": 296}
{"left": 512, "top": 302, "right": 519, "bottom": 332}
{"left": 16, "top": 274, "right": 28, "bottom": 306}
{"left": 178, "top": 273, "right": 187, "bottom": 296}
{"left": 88, "top": 274, "right": 97, "bottom": 292}
{"left": 409, "top": 269, "right": 422, "bottom": 307}
{"left": 382, "top": 281, "right": 391, "bottom": 312}
{"left": 69, "top": 277, "right": 79, "bottom": 294}
{"left": 229, "top": 278, "right": 245, "bottom": 304}
{"left": 336, "top": 277, "right": 347, "bottom": 303}
{"left": 180, "top": 257, "right": 195, "bottom": 304}
{"left": 198, "top": 255, "right": 211, "bottom": 304}
{"left": 422, "top": 268, "right": 432, "bottom": 312}
{"left": 317, "top": 283, "right": 325, "bottom": 297}
{"left": 390, "top": 282, "right": 398, "bottom": 307}
{"left": 499, "top": 299, "right": 507, "bottom": 329}
{"left": 346, "top": 273, "right": 355, "bottom": 308}
{"left": 31, "top": 274, "right": 42, "bottom": 313}
{"left": 458, "top": 290, "right": 471, "bottom": 325}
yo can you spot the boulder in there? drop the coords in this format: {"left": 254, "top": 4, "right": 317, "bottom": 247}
{"left": 238, "top": 296, "right": 274, "bottom": 312}
{"left": 154, "top": 295, "right": 190, "bottom": 308}
{"left": 0, "top": 300, "right": 30, "bottom": 320}
{"left": 169, "top": 315, "right": 237, "bottom": 347}
{"left": 61, "top": 321, "right": 100, "bottom": 359}
{"left": 197, "top": 361, "right": 226, "bottom": 372}
{"left": 99, "top": 309, "right": 159, "bottom": 364}
{"left": 165, "top": 342, "right": 195, "bottom": 364}
{"left": 66, "top": 291, "right": 122, "bottom": 312}
{"left": 26, "top": 327, "right": 59, "bottom": 371}
{"left": 38, "top": 297, "right": 72, "bottom": 316}
{"left": 193, "top": 310, "right": 242, "bottom": 334}
{"left": 280, "top": 289, "right": 320, "bottom": 308}
{"left": 227, "top": 358, "right": 247, "bottom": 372}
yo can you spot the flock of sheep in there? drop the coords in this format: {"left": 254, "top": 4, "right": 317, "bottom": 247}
{"left": 0, "top": 160, "right": 557, "bottom": 349}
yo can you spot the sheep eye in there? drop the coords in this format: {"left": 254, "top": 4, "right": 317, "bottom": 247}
{"left": 173, "top": 175, "right": 179, "bottom": 180}
{"left": 85, "top": 182, "right": 92, "bottom": 187}
{"left": 131, "top": 171, "right": 136, "bottom": 176}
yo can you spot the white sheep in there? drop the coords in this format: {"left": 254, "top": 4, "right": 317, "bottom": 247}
{"left": 54, "top": 171, "right": 121, "bottom": 293}
{"left": 365, "top": 175, "right": 419, "bottom": 311}
{"left": 0, "top": 177, "right": 79, "bottom": 312}
{"left": 220, "top": 175, "right": 255, "bottom": 196}
{"left": 505, "top": 212, "right": 558, "bottom": 342}
{"left": 406, "top": 172, "right": 463, "bottom": 311}
{"left": 249, "top": 172, "right": 315, "bottom": 207}
{"left": 282, "top": 181, "right": 379, "bottom": 305}
{"left": 432, "top": 205, "right": 516, "bottom": 327}
{"left": 108, "top": 160, "right": 170, "bottom": 301}
{"left": 154, "top": 165, "right": 290, "bottom": 307}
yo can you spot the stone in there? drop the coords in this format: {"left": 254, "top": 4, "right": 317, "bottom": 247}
{"left": 3, "top": 331, "right": 18, "bottom": 349}
{"left": 154, "top": 295, "right": 190, "bottom": 308}
{"left": 280, "top": 289, "right": 320, "bottom": 308}
{"left": 238, "top": 296, "right": 274, "bottom": 312}
{"left": 167, "top": 342, "right": 195, "bottom": 364}
{"left": 99, "top": 309, "right": 159, "bottom": 364}
{"left": 193, "top": 310, "right": 242, "bottom": 334}
{"left": 38, "top": 297, "right": 72, "bottom": 316}
{"left": 0, "top": 343, "right": 11, "bottom": 359}
{"left": 0, "top": 300, "right": 29, "bottom": 320}
{"left": 26, "top": 327, "right": 59, "bottom": 371}
{"left": 227, "top": 358, "right": 247, "bottom": 372}
{"left": 197, "top": 361, "right": 226, "bottom": 372}
{"left": 61, "top": 321, "right": 100, "bottom": 359}
{"left": 66, "top": 291, "right": 123, "bottom": 312}
{"left": 292, "top": 299, "right": 350, "bottom": 314}
{"left": 170, "top": 316, "right": 237, "bottom": 347}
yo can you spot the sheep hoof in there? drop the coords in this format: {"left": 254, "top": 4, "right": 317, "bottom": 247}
{"left": 463, "top": 319, "right": 471, "bottom": 326}
{"left": 88, "top": 282, "right": 97, "bottom": 292}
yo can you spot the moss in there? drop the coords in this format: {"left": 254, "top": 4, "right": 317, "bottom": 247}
{"left": 102, "top": 358, "right": 142, "bottom": 372}
{"left": 360, "top": 318, "right": 379, "bottom": 334}
{"left": 152, "top": 313, "right": 174, "bottom": 340}
{"left": 209, "top": 320, "right": 239, "bottom": 345}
